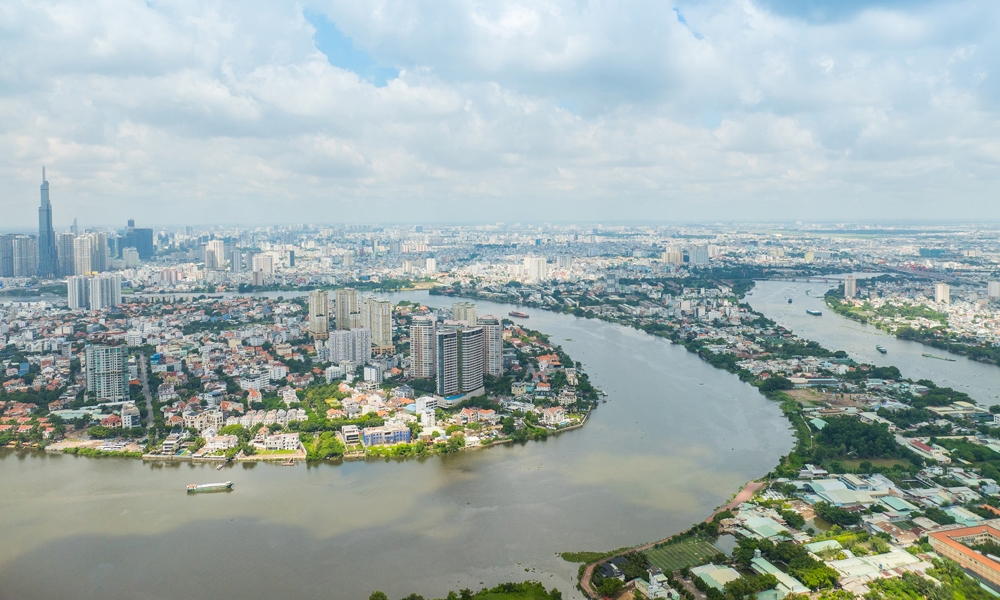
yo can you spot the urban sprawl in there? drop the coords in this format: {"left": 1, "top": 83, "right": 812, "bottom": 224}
{"left": 7, "top": 174, "right": 1000, "bottom": 599}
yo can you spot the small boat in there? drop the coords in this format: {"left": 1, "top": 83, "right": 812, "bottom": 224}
{"left": 216, "top": 463, "right": 224, "bottom": 470}
{"left": 508, "top": 311, "right": 529, "bottom": 319}
{"left": 876, "top": 345, "right": 887, "bottom": 354}
{"left": 806, "top": 309, "right": 822, "bottom": 316}
{"left": 787, "top": 298, "right": 793, "bottom": 304}
{"left": 922, "top": 353, "right": 956, "bottom": 362}
{"left": 187, "top": 481, "right": 233, "bottom": 493}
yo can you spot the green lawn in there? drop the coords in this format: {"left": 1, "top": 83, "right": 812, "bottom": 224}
{"left": 646, "top": 540, "right": 721, "bottom": 573}
{"left": 257, "top": 449, "right": 296, "bottom": 456}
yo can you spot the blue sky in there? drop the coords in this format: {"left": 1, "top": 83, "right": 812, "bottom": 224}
{"left": 305, "top": 11, "right": 398, "bottom": 87}
{"left": 0, "top": 0, "right": 998, "bottom": 226}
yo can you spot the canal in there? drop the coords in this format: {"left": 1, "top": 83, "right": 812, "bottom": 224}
{"left": 0, "top": 292, "right": 793, "bottom": 600}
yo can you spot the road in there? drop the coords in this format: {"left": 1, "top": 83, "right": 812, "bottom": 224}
{"left": 580, "top": 480, "right": 765, "bottom": 599}
{"left": 137, "top": 352, "right": 154, "bottom": 434}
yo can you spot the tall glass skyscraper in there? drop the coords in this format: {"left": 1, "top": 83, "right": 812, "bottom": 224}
{"left": 37, "top": 167, "right": 56, "bottom": 277}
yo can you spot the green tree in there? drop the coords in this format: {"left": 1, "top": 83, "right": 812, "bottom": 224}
{"left": 369, "top": 593, "right": 388, "bottom": 600}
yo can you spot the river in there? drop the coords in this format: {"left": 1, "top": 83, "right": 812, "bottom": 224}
{"left": 0, "top": 292, "right": 793, "bottom": 600}
{"left": 747, "top": 280, "right": 1000, "bottom": 406}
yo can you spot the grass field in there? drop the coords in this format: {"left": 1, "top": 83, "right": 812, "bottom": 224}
{"left": 646, "top": 540, "right": 721, "bottom": 573}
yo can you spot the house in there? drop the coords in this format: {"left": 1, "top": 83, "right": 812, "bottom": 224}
{"left": 205, "top": 434, "right": 238, "bottom": 452}
{"left": 100, "top": 414, "right": 122, "bottom": 428}
{"left": 541, "top": 406, "right": 567, "bottom": 426}
{"left": 120, "top": 404, "right": 141, "bottom": 429}
{"left": 263, "top": 433, "right": 300, "bottom": 451}
{"left": 341, "top": 425, "right": 361, "bottom": 445}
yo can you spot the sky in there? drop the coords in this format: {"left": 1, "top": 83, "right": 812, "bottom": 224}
{"left": 1, "top": 0, "right": 998, "bottom": 229}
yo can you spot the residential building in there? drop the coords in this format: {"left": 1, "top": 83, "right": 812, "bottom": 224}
{"left": 479, "top": 315, "right": 502, "bottom": 377}
{"left": 85, "top": 345, "right": 129, "bottom": 403}
{"left": 335, "top": 288, "right": 360, "bottom": 330}
{"left": 362, "top": 296, "right": 393, "bottom": 349}
{"left": 205, "top": 239, "right": 225, "bottom": 270}
{"left": 451, "top": 301, "right": 477, "bottom": 326}
{"left": 844, "top": 275, "right": 857, "bottom": 299}
{"left": 409, "top": 315, "right": 436, "bottom": 379}
{"left": 0, "top": 234, "right": 14, "bottom": 276}
{"left": 522, "top": 256, "right": 547, "bottom": 282}
{"left": 308, "top": 289, "right": 330, "bottom": 340}
{"left": 55, "top": 232, "right": 75, "bottom": 276}
{"left": 435, "top": 326, "right": 484, "bottom": 397}
{"left": 88, "top": 273, "right": 122, "bottom": 310}
{"left": 936, "top": 282, "right": 951, "bottom": 305}
{"left": 73, "top": 235, "right": 93, "bottom": 275}
{"left": 12, "top": 236, "right": 38, "bottom": 277}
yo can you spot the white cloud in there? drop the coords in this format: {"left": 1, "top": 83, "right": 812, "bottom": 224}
{"left": 1, "top": 0, "right": 999, "bottom": 227}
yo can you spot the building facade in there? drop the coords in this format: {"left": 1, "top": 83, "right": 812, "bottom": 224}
{"left": 85, "top": 345, "right": 129, "bottom": 403}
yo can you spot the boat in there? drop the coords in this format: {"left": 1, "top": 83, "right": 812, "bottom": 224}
{"left": 806, "top": 309, "right": 822, "bottom": 316}
{"left": 216, "top": 463, "right": 224, "bottom": 470}
{"left": 508, "top": 311, "right": 529, "bottom": 319}
{"left": 186, "top": 481, "right": 233, "bottom": 493}
{"left": 787, "top": 298, "right": 793, "bottom": 304}
{"left": 876, "top": 345, "right": 887, "bottom": 354}
{"left": 922, "top": 353, "right": 957, "bottom": 362}
{"left": 281, "top": 459, "right": 295, "bottom": 466}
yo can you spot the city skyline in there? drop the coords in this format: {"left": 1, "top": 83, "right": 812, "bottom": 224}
{"left": 3, "top": 0, "right": 1000, "bottom": 227}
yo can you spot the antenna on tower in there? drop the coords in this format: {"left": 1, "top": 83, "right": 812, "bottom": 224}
{"left": 42, "top": 166, "right": 46, "bottom": 182}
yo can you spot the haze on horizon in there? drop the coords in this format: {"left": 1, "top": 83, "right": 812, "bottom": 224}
{"left": 1, "top": 0, "right": 999, "bottom": 228}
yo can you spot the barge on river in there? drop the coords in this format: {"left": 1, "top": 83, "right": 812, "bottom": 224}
{"left": 187, "top": 481, "right": 233, "bottom": 493}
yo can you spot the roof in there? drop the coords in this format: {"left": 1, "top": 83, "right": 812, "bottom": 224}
{"left": 690, "top": 564, "right": 740, "bottom": 592}
{"left": 750, "top": 557, "right": 809, "bottom": 595}
{"left": 804, "top": 539, "right": 843, "bottom": 553}
{"left": 929, "top": 524, "right": 1000, "bottom": 571}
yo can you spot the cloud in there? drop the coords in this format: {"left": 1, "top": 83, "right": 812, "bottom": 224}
{"left": 1, "top": 0, "right": 999, "bottom": 227}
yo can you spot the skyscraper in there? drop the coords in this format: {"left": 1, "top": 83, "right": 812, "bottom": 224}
{"left": 37, "top": 167, "right": 56, "bottom": 277}
{"left": 843, "top": 275, "right": 857, "bottom": 299}
{"left": 362, "top": 297, "right": 393, "bottom": 349}
{"left": 12, "top": 236, "right": 38, "bottom": 277}
{"left": 523, "top": 256, "right": 547, "bottom": 282}
{"left": 989, "top": 281, "right": 1000, "bottom": 300}
{"left": 308, "top": 289, "right": 330, "bottom": 340}
{"left": 123, "top": 219, "right": 154, "bottom": 259}
{"left": 479, "top": 316, "right": 503, "bottom": 377}
{"left": 89, "top": 273, "right": 122, "bottom": 310}
{"left": 67, "top": 275, "right": 88, "bottom": 310}
{"left": 85, "top": 345, "right": 129, "bottom": 403}
{"left": 409, "top": 315, "right": 436, "bottom": 379}
{"left": 335, "top": 288, "right": 360, "bottom": 330}
{"left": 205, "top": 239, "right": 225, "bottom": 270}
{"left": 0, "top": 234, "right": 15, "bottom": 277}
{"left": 458, "top": 326, "right": 484, "bottom": 394}
{"left": 91, "top": 232, "right": 109, "bottom": 272}
{"left": 436, "top": 328, "right": 459, "bottom": 396}
{"left": 73, "top": 235, "right": 93, "bottom": 275}
{"left": 435, "top": 326, "right": 484, "bottom": 397}
{"left": 56, "top": 233, "right": 76, "bottom": 276}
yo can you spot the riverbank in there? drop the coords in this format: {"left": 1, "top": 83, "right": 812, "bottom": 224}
{"left": 429, "top": 278, "right": 979, "bottom": 598}
{"left": 824, "top": 289, "right": 1000, "bottom": 369}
